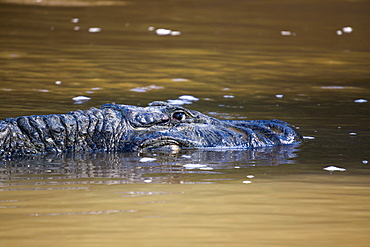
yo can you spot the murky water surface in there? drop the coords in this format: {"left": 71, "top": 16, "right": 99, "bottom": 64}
{"left": 1, "top": 0, "right": 370, "bottom": 246}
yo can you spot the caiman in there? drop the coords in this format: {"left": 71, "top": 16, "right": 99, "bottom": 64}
{"left": 0, "top": 101, "right": 302, "bottom": 157}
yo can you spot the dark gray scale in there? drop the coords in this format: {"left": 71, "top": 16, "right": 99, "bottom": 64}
{"left": 28, "top": 115, "right": 58, "bottom": 153}
{"left": 0, "top": 120, "right": 13, "bottom": 155}
{"left": 108, "top": 108, "right": 127, "bottom": 151}
{"left": 44, "top": 114, "right": 66, "bottom": 152}
{"left": 70, "top": 110, "right": 91, "bottom": 152}
{"left": 83, "top": 108, "right": 101, "bottom": 151}
{"left": 16, "top": 116, "right": 46, "bottom": 151}
{"left": 89, "top": 108, "right": 108, "bottom": 151}
{"left": 60, "top": 113, "right": 77, "bottom": 152}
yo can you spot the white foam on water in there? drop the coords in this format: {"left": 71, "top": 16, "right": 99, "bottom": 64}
{"left": 88, "top": 27, "right": 101, "bottom": 33}
{"left": 342, "top": 26, "right": 353, "bottom": 33}
{"left": 71, "top": 18, "right": 79, "bottom": 23}
{"left": 139, "top": 157, "right": 157, "bottom": 163}
{"left": 323, "top": 166, "right": 346, "bottom": 172}
{"left": 354, "top": 99, "right": 367, "bottom": 103}
{"left": 171, "top": 31, "right": 181, "bottom": 36}
{"left": 167, "top": 99, "right": 188, "bottom": 105}
{"left": 321, "top": 86, "right": 345, "bottom": 89}
{"left": 72, "top": 96, "right": 91, "bottom": 101}
{"left": 172, "top": 78, "right": 188, "bottom": 82}
{"left": 179, "top": 95, "right": 199, "bottom": 101}
{"left": 156, "top": 28, "right": 171, "bottom": 36}
{"left": 183, "top": 164, "right": 208, "bottom": 169}
{"left": 303, "top": 136, "right": 315, "bottom": 140}
{"left": 281, "top": 31, "right": 292, "bottom": 36}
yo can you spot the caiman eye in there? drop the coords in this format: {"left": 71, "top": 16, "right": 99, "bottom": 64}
{"left": 172, "top": 111, "right": 186, "bottom": 121}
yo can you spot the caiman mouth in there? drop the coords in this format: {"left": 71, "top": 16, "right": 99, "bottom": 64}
{"left": 139, "top": 137, "right": 196, "bottom": 152}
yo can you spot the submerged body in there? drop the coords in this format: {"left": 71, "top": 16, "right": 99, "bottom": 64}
{"left": 0, "top": 101, "right": 302, "bottom": 157}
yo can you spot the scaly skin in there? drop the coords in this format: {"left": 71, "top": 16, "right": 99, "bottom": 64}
{"left": 0, "top": 101, "right": 302, "bottom": 157}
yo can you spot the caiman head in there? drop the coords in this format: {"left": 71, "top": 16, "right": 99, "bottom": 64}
{"left": 101, "top": 101, "right": 302, "bottom": 152}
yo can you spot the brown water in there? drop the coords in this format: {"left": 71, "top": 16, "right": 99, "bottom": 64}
{"left": 1, "top": 0, "right": 370, "bottom": 246}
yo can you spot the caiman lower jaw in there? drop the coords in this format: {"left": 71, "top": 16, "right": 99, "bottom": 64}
{"left": 139, "top": 139, "right": 182, "bottom": 152}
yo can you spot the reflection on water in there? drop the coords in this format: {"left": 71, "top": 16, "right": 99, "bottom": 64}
{"left": 0, "top": 0, "right": 370, "bottom": 246}
{"left": 0, "top": 145, "right": 299, "bottom": 185}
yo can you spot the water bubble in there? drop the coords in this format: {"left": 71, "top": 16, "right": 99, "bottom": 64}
{"left": 342, "top": 26, "right": 353, "bottom": 33}
{"left": 139, "top": 157, "right": 157, "bottom": 163}
{"left": 183, "top": 164, "right": 208, "bottom": 169}
{"left": 172, "top": 78, "right": 188, "bottom": 82}
{"left": 156, "top": 28, "right": 171, "bottom": 36}
{"left": 199, "top": 167, "right": 214, "bottom": 170}
{"left": 167, "top": 99, "right": 187, "bottom": 105}
{"left": 303, "top": 136, "right": 315, "bottom": 140}
{"left": 281, "top": 31, "right": 292, "bottom": 36}
{"left": 323, "top": 166, "right": 346, "bottom": 172}
{"left": 242, "top": 181, "right": 252, "bottom": 184}
{"left": 88, "top": 27, "right": 101, "bottom": 33}
{"left": 321, "top": 86, "right": 345, "bottom": 89}
{"left": 130, "top": 85, "right": 163, "bottom": 93}
{"left": 179, "top": 95, "right": 199, "bottom": 101}
{"left": 280, "top": 31, "right": 296, "bottom": 36}
{"left": 170, "top": 31, "right": 181, "bottom": 36}
{"left": 155, "top": 28, "right": 181, "bottom": 36}
{"left": 168, "top": 95, "right": 199, "bottom": 105}
{"left": 354, "top": 99, "right": 367, "bottom": 103}
{"left": 72, "top": 96, "right": 91, "bottom": 104}
{"left": 71, "top": 18, "right": 79, "bottom": 24}
{"left": 73, "top": 96, "right": 90, "bottom": 101}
